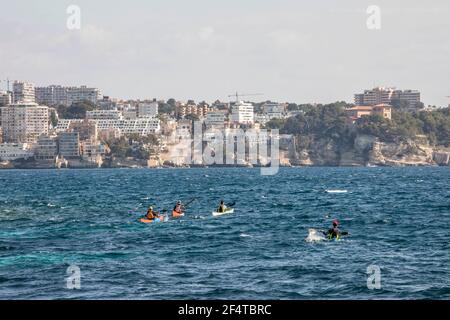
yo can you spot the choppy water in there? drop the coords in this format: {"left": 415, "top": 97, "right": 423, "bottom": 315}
{"left": 0, "top": 167, "right": 449, "bottom": 300}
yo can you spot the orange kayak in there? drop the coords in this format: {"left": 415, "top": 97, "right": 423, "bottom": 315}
{"left": 172, "top": 210, "right": 185, "bottom": 218}
{"left": 139, "top": 215, "right": 167, "bottom": 224}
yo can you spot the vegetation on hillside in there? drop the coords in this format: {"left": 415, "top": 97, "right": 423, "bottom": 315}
{"left": 104, "top": 134, "right": 160, "bottom": 160}
{"left": 265, "top": 103, "right": 450, "bottom": 147}
{"left": 56, "top": 100, "right": 96, "bottom": 119}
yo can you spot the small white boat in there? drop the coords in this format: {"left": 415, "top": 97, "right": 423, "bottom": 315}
{"left": 212, "top": 208, "right": 235, "bottom": 217}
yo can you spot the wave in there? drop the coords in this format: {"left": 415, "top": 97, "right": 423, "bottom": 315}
{"left": 326, "top": 189, "right": 348, "bottom": 194}
{"left": 305, "top": 229, "right": 326, "bottom": 242}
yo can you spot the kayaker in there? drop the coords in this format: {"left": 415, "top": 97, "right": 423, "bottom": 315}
{"left": 217, "top": 200, "right": 227, "bottom": 213}
{"left": 145, "top": 206, "right": 158, "bottom": 221}
{"left": 173, "top": 201, "right": 184, "bottom": 215}
{"left": 324, "top": 219, "right": 348, "bottom": 240}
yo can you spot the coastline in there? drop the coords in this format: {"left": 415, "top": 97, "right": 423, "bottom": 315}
{"left": 0, "top": 162, "right": 445, "bottom": 170}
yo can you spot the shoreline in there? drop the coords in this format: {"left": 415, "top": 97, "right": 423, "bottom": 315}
{"left": 0, "top": 164, "right": 447, "bottom": 171}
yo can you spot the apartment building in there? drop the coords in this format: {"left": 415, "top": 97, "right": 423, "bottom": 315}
{"left": 67, "top": 86, "right": 102, "bottom": 105}
{"left": 231, "top": 101, "right": 254, "bottom": 125}
{"left": 1, "top": 103, "right": 49, "bottom": 143}
{"left": 56, "top": 118, "right": 160, "bottom": 136}
{"left": 0, "top": 143, "right": 34, "bottom": 161}
{"left": 35, "top": 85, "right": 70, "bottom": 106}
{"left": 35, "top": 135, "right": 58, "bottom": 161}
{"left": 205, "top": 110, "right": 227, "bottom": 128}
{"left": 58, "top": 132, "right": 80, "bottom": 158}
{"left": 87, "top": 110, "right": 123, "bottom": 120}
{"left": 13, "top": 81, "right": 35, "bottom": 104}
{"left": 177, "top": 103, "right": 211, "bottom": 118}
{"left": 354, "top": 87, "right": 421, "bottom": 110}
{"left": 35, "top": 85, "right": 102, "bottom": 106}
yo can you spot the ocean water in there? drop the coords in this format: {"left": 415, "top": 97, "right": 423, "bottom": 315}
{"left": 0, "top": 167, "right": 449, "bottom": 300}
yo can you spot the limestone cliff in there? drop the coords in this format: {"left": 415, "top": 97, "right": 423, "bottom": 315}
{"left": 289, "top": 134, "right": 448, "bottom": 167}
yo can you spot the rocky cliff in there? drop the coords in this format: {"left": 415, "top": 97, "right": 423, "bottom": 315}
{"left": 290, "top": 134, "right": 448, "bottom": 167}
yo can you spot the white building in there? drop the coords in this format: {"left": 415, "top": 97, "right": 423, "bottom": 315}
{"left": 35, "top": 85, "right": 69, "bottom": 106}
{"left": 263, "top": 102, "right": 286, "bottom": 118}
{"left": 0, "top": 143, "right": 34, "bottom": 161}
{"left": 67, "top": 86, "right": 102, "bottom": 105}
{"left": 354, "top": 87, "right": 421, "bottom": 110}
{"left": 56, "top": 118, "right": 160, "bottom": 136}
{"left": 13, "top": 81, "right": 35, "bottom": 104}
{"left": 1, "top": 103, "right": 49, "bottom": 143}
{"left": 86, "top": 110, "right": 123, "bottom": 120}
{"left": 231, "top": 101, "right": 254, "bottom": 125}
{"left": 137, "top": 102, "right": 159, "bottom": 118}
{"left": 35, "top": 85, "right": 102, "bottom": 106}
{"left": 205, "top": 111, "right": 227, "bottom": 127}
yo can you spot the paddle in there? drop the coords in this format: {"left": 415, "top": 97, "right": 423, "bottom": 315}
{"left": 183, "top": 198, "right": 197, "bottom": 209}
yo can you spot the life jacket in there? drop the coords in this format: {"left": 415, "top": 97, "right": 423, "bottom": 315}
{"left": 146, "top": 211, "right": 155, "bottom": 220}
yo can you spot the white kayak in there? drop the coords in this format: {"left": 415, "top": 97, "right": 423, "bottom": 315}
{"left": 212, "top": 208, "right": 234, "bottom": 217}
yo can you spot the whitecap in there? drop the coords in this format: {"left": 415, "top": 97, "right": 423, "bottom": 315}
{"left": 305, "top": 229, "right": 326, "bottom": 242}
{"left": 326, "top": 189, "right": 348, "bottom": 194}
{"left": 240, "top": 233, "right": 252, "bottom": 238}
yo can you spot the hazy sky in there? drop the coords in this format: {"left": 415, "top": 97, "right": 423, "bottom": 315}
{"left": 0, "top": 0, "right": 449, "bottom": 106}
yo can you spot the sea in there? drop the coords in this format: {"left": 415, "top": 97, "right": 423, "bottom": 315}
{"left": 0, "top": 167, "right": 449, "bottom": 299}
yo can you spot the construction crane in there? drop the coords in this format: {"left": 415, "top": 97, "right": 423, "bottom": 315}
{"left": 228, "top": 92, "right": 264, "bottom": 103}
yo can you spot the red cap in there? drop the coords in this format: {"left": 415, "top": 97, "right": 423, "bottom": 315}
{"left": 333, "top": 219, "right": 339, "bottom": 226}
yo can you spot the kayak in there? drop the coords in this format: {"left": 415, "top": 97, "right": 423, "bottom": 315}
{"left": 139, "top": 215, "right": 167, "bottom": 224}
{"left": 212, "top": 208, "right": 234, "bottom": 217}
{"left": 172, "top": 210, "right": 185, "bottom": 218}
{"left": 305, "top": 229, "right": 344, "bottom": 242}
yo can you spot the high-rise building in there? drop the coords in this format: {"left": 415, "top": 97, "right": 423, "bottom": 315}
{"left": 35, "top": 85, "right": 69, "bottom": 106}
{"left": 35, "top": 85, "right": 102, "bottom": 106}
{"left": 67, "top": 86, "right": 102, "bottom": 105}
{"left": 354, "top": 87, "right": 421, "bottom": 110}
{"left": 13, "top": 81, "right": 35, "bottom": 104}
{"left": 1, "top": 103, "right": 49, "bottom": 143}
{"left": 231, "top": 101, "right": 254, "bottom": 124}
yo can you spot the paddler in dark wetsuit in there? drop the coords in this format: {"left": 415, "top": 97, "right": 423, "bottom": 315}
{"left": 217, "top": 200, "right": 227, "bottom": 213}
{"left": 324, "top": 219, "right": 348, "bottom": 240}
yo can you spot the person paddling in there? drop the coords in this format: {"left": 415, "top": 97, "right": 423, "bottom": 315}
{"left": 217, "top": 200, "right": 227, "bottom": 213}
{"left": 173, "top": 200, "right": 185, "bottom": 217}
{"left": 323, "top": 219, "right": 348, "bottom": 240}
{"left": 145, "top": 206, "right": 158, "bottom": 221}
